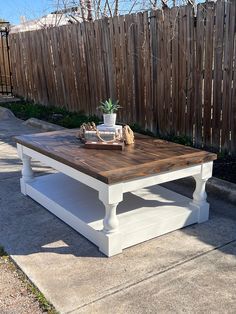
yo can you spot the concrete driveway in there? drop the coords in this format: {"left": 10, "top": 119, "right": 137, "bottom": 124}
{"left": 0, "top": 113, "right": 236, "bottom": 314}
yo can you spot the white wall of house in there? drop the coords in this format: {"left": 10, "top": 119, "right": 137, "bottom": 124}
{"left": 10, "top": 13, "right": 82, "bottom": 33}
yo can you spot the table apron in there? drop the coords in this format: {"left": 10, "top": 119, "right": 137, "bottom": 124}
{"left": 17, "top": 143, "right": 212, "bottom": 194}
{"left": 122, "top": 164, "right": 206, "bottom": 192}
{"left": 17, "top": 144, "right": 107, "bottom": 192}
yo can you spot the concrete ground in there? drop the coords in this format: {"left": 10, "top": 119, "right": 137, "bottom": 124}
{"left": 0, "top": 113, "right": 236, "bottom": 314}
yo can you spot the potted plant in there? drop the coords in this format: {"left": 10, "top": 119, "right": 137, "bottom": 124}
{"left": 98, "top": 98, "right": 121, "bottom": 127}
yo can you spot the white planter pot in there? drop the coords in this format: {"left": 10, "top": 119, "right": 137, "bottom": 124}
{"left": 103, "top": 113, "right": 117, "bottom": 127}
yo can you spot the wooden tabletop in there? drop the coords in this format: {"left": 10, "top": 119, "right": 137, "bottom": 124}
{"left": 15, "top": 130, "right": 217, "bottom": 184}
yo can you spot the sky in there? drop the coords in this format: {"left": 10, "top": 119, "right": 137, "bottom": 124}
{"left": 1, "top": 0, "right": 205, "bottom": 26}
{"left": 0, "top": 0, "right": 53, "bottom": 25}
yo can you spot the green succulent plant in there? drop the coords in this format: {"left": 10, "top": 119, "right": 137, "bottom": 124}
{"left": 97, "top": 98, "right": 121, "bottom": 114}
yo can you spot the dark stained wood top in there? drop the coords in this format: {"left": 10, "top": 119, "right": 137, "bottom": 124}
{"left": 15, "top": 130, "right": 217, "bottom": 184}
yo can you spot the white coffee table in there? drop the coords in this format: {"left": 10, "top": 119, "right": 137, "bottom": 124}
{"left": 16, "top": 130, "right": 216, "bottom": 256}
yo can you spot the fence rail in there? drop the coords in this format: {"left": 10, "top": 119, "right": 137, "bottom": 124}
{"left": 9, "top": 0, "right": 236, "bottom": 155}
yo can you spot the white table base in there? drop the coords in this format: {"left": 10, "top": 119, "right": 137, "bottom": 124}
{"left": 17, "top": 143, "right": 213, "bottom": 257}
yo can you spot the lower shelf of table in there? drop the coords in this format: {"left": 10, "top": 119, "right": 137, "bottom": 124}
{"left": 24, "top": 172, "right": 199, "bottom": 256}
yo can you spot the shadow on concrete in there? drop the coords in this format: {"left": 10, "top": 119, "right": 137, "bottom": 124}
{"left": 0, "top": 176, "right": 106, "bottom": 258}
{"left": 0, "top": 173, "right": 195, "bottom": 258}
{"left": 0, "top": 170, "right": 236, "bottom": 260}
{"left": 162, "top": 180, "right": 236, "bottom": 258}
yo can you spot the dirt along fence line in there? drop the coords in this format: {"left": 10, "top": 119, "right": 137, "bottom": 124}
{"left": 8, "top": 0, "right": 236, "bottom": 155}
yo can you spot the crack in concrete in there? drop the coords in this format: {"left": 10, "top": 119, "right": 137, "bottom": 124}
{"left": 0, "top": 175, "right": 21, "bottom": 181}
{"left": 66, "top": 238, "right": 236, "bottom": 314}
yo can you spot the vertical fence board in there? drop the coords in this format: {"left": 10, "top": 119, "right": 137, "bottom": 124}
{"left": 186, "top": 5, "right": 195, "bottom": 139}
{"left": 80, "top": 22, "right": 92, "bottom": 113}
{"left": 124, "top": 14, "right": 134, "bottom": 124}
{"left": 194, "top": 4, "right": 205, "bottom": 147}
{"left": 143, "top": 11, "right": 151, "bottom": 130}
{"left": 171, "top": 7, "right": 179, "bottom": 136}
{"left": 231, "top": 4, "right": 236, "bottom": 155}
{"left": 212, "top": 0, "right": 225, "bottom": 152}
{"left": 136, "top": 13, "right": 145, "bottom": 128}
{"left": 156, "top": 9, "right": 165, "bottom": 135}
{"left": 8, "top": 34, "right": 16, "bottom": 93}
{"left": 221, "top": 1, "right": 236, "bottom": 152}
{"left": 203, "top": 2, "right": 215, "bottom": 149}
{"left": 83, "top": 21, "right": 92, "bottom": 113}
{"left": 119, "top": 15, "right": 128, "bottom": 123}
{"left": 162, "top": 9, "right": 171, "bottom": 135}
{"left": 150, "top": 10, "right": 158, "bottom": 133}
{"left": 178, "top": 6, "right": 187, "bottom": 136}
{"left": 129, "top": 14, "right": 138, "bottom": 124}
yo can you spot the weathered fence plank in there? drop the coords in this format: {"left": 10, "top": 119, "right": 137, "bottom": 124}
{"left": 203, "top": 2, "right": 215, "bottom": 149}
{"left": 194, "top": 4, "right": 205, "bottom": 148}
{"left": 221, "top": 1, "right": 236, "bottom": 152}
{"left": 170, "top": 7, "right": 179, "bottom": 136}
{"left": 212, "top": 0, "right": 225, "bottom": 152}
{"left": 186, "top": 5, "right": 194, "bottom": 140}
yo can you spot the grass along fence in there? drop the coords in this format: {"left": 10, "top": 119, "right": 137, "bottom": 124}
{"left": 8, "top": 0, "right": 236, "bottom": 155}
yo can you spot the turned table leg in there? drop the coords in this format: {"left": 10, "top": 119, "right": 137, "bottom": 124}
{"left": 192, "top": 176, "right": 209, "bottom": 222}
{"left": 103, "top": 203, "right": 119, "bottom": 234}
{"left": 191, "top": 162, "right": 213, "bottom": 223}
{"left": 20, "top": 154, "right": 34, "bottom": 195}
{"left": 99, "top": 184, "right": 123, "bottom": 256}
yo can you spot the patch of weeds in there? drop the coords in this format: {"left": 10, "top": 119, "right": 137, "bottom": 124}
{"left": 0, "top": 245, "right": 8, "bottom": 258}
{"left": 0, "top": 244, "right": 57, "bottom": 313}
{"left": 13, "top": 263, "right": 58, "bottom": 314}
{"left": 1, "top": 101, "right": 101, "bottom": 129}
{"left": 1, "top": 101, "right": 43, "bottom": 120}
{"left": 26, "top": 283, "right": 58, "bottom": 314}
{"left": 160, "top": 134, "right": 193, "bottom": 146}
{"left": 130, "top": 123, "right": 155, "bottom": 137}
{"left": 217, "top": 151, "right": 227, "bottom": 159}
{"left": 130, "top": 124, "right": 193, "bottom": 146}
{"left": 57, "top": 112, "right": 100, "bottom": 128}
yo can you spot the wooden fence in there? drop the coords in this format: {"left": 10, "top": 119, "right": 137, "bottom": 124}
{"left": 9, "top": 0, "right": 236, "bottom": 155}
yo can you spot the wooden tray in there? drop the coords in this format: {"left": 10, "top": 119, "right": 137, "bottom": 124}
{"left": 84, "top": 141, "right": 124, "bottom": 150}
